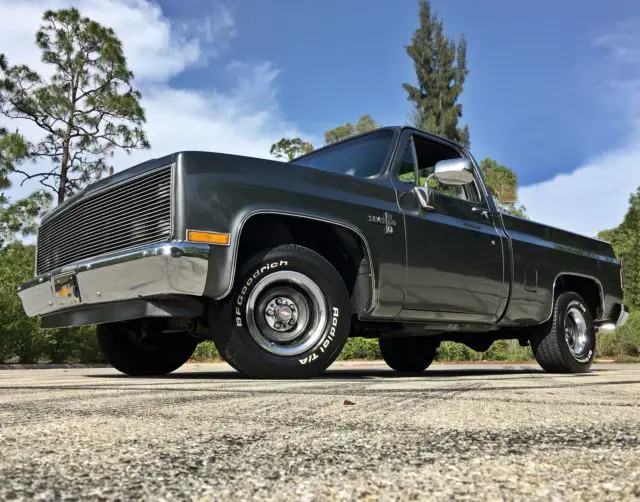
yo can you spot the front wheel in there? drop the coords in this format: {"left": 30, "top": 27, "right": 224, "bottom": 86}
{"left": 210, "top": 244, "right": 352, "bottom": 378}
{"left": 379, "top": 336, "right": 439, "bottom": 373}
{"left": 97, "top": 320, "right": 198, "bottom": 376}
{"left": 531, "top": 292, "right": 596, "bottom": 373}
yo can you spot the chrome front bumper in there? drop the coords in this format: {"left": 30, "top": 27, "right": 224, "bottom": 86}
{"left": 18, "top": 242, "right": 210, "bottom": 318}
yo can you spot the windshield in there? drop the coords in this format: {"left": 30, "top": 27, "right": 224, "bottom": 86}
{"left": 293, "top": 130, "right": 394, "bottom": 178}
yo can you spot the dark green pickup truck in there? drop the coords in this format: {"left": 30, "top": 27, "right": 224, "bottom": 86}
{"left": 18, "top": 127, "right": 628, "bottom": 378}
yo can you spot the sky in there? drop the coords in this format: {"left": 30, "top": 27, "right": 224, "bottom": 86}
{"left": 1, "top": 0, "right": 640, "bottom": 237}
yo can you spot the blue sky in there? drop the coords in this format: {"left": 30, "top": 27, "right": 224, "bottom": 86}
{"left": 159, "top": 0, "right": 639, "bottom": 186}
{"left": 3, "top": 0, "right": 640, "bottom": 236}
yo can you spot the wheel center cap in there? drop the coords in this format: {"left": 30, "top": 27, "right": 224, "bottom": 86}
{"left": 277, "top": 306, "right": 292, "bottom": 321}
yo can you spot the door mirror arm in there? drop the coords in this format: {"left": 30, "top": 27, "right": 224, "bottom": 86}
{"left": 413, "top": 186, "right": 434, "bottom": 211}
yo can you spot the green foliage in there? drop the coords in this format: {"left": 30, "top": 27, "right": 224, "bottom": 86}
{"left": 435, "top": 340, "right": 532, "bottom": 362}
{"left": 190, "top": 341, "right": 220, "bottom": 361}
{"left": 403, "top": 0, "right": 469, "bottom": 147}
{"left": 269, "top": 114, "right": 378, "bottom": 161}
{"left": 0, "top": 120, "right": 52, "bottom": 246}
{"left": 0, "top": 243, "right": 101, "bottom": 363}
{"left": 479, "top": 157, "right": 527, "bottom": 218}
{"left": 480, "top": 158, "right": 516, "bottom": 203}
{"left": 324, "top": 114, "right": 380, "bottom": 145}
{"left": 598, "top": 187, "right": 640, "bottom": 309}
{"left": 338, "top": 337, "right": 382, "bottom": 360}
{"left": 270, "top": 137, "right": 314, "bottom": 161}
{"left": 0, "top": 190, "right": 52, "bottom": 247}
{"left": 0, "top": 243, "right": 42, "bottom": 362}
{"left": 0, "top": 8, "right": 149, "bottom": 203}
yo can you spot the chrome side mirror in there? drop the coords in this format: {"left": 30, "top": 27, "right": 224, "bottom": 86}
{"left": 432, "top": 158, "right": 474, "bottom": 186}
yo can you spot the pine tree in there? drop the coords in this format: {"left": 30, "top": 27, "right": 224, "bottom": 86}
{"left": 403, "top": 0, "right": 469, "bottom": 147}
{"left": 0, "top": 127, "right": 51, "bottom": 246}
{"left": 0, "top": 8, "right": 149, "bottom": 203}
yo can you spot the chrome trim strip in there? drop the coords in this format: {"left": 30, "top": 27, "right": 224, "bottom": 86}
{"left": 215, "top": 210, "right": 378, "bottom": 314}
{"left": 545, "top": 272, "right": 606, "bottom": 323}
{"left": 18, "top": 241, "right": 209, "bottom": 318}
{"left": 507, "top": 230, "right": 618, "bottom": 265}
{"left": 169, "top": 162, "right": 176, "bottom": 241}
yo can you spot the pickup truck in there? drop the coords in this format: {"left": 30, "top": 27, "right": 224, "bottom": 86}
{"left": 18, "top": 126, "right": 628, "bottom": 378}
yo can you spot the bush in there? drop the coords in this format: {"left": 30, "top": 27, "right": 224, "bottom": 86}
{"left": 0, "top": 243, "right": 102, "bottom": 363}
{"left": 191, "top": 340, "right": 220, "bottom": 361}
{"left": 338, "top": 337, "right": 381, "bottom": 360}
{"left": 435, "top": 342, "right": 477, "bottom": 362}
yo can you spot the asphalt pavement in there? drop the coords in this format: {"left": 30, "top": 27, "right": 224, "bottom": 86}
{"left": 0, "top": 362, "right": 639, "bottom": 501}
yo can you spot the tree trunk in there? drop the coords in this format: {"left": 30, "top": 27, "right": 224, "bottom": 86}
{"left": 57, "top": 137, "right": 69, "bottom": 204}
{"left": 58, "top": 76, "right": 78, "bottom": 204}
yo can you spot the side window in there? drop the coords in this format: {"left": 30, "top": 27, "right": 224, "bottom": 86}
{"left": 410, "top": 135, "right": 480, "bottom": 203}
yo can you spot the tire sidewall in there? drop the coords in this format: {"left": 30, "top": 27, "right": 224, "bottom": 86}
{"left": 216, "top": 247, "right": 351, "bottom": 377}
{"left": 557, "top": 295, "right": 595, "bottom": 367}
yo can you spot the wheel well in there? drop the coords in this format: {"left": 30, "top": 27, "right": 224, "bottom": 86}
{"left": 236, "top": 214, "right": 373, "bottom": 313}
{"left": 554, "top": 274, "right": 602, "bottom": 319}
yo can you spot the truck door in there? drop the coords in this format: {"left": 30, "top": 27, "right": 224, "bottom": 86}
{"left": 392, "top": 131, "right": 507, "bottom": 323}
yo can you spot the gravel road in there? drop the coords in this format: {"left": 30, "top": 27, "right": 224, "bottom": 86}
{"left": 0, "top": 362, "right": 639, "bottom": 501}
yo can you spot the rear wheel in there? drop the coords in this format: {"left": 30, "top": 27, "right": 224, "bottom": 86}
{"left": 210, "top": 244, "right": 351, "bottom": 378}
{"left": 379, "top": 336, "right": 439, "bottom": 373}
{"left": 531, "top": 292, "right": 595, "bottom": 373}
{"left": 97, "top": 320, "right": 198, "bottom": 376}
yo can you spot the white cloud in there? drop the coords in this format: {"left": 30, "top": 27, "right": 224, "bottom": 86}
{"left": 519, "top": 19, "right": 640, "bottom": 237}
{"left": 0, "top": 0, "right": 303, "bottom": 200}
{"left": 519, "top": 134, "right": 640, "bottom": 237}
{"left": 0, "top": 0, "right": 230, "bottom": 82}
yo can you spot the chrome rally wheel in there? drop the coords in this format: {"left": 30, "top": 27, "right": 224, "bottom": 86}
{"left": 564, "top": 306, "right": 590, "bottom": 360}
{"left": 246, "top": 271, "right": 328, "bottom": 357}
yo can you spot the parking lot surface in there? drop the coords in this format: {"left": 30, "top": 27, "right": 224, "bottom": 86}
{"left": 0, "top": 362, "right": 639, "bottom": 500}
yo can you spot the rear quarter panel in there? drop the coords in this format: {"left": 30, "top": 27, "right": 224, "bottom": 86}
{"left": 500, "top": 214, "right": 623, "bottom": 325}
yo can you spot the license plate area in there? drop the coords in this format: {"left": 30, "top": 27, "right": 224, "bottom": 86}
{"left": 53, "top": 273, "right": 80, "bottom": 306}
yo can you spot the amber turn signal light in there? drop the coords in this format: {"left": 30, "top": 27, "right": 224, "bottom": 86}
{"left": 187, "top": 230, "right": 231, "bottom": 246}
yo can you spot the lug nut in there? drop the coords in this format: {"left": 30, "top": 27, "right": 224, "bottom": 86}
{"left": 276, "top": 298, "right": 283, "bottom": 305}
{"left": 266, "top": 309, "right": 274, "bottom": 316}
{"left": 288, "top": 319, "right": 295, "bottom": 326}
{"left": 274, "top": 322, "right": 282, "bottom": 329}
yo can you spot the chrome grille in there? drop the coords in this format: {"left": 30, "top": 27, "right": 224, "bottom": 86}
{"left": 36, "top": 166, "right": 172, "bottom": 274}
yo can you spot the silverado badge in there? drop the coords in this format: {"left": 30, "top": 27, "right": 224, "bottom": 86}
{"left": 368, "top": 211, "right": 397, "bottom": 235}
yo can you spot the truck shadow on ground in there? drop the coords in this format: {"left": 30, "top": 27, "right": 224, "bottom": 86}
{"left": 89, "top": 366, "right": 610, "bottom": 381}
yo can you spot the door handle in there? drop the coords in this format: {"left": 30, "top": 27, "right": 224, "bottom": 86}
{"left": 471, "top": 206, "right": 492, "bottom": 220}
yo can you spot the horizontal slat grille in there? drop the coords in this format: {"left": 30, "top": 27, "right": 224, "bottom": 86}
{"left": 36, "top": 167, "right": 172, "bottom": 274}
